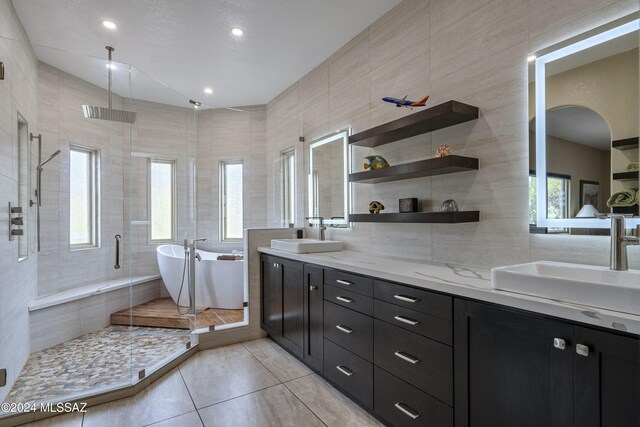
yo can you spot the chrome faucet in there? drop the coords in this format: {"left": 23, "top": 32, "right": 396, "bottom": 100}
{"left": 305, "top": 216, "right": 326, "bottom": 241}
{"left": 610, "top": 215, "right": 639, "bottom": 271}
{"left": 187, "top": 237, "right": 206, "bottom": 314}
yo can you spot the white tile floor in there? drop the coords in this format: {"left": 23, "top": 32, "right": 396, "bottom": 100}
{"left": 21, "top": 338, "right": 382, "bottom": 427}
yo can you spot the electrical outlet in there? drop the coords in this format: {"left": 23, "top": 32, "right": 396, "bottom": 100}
{"left": 0, "top": 368, "right": 6, "bottom": 387}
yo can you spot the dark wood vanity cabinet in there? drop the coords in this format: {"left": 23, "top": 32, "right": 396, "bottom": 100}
{"left": 574, "top": 326, "right": 640, "bottom": 427}
{"left": 303, "top": 264, "right": 324, "bottom": 372}
{"left": 260, "top": 255, "right": 304, "bottom": 358}
{"left": 260, "top": 255, "right": 324, "bottom": 369}
{"left": 454, "top": 299, "right": 640, "bottom": 427}
{"left": 260, "top": 255, "right": 283, "bottom": 338}
{"left": 261, "top": 254, "right": 640, "bottom": 427}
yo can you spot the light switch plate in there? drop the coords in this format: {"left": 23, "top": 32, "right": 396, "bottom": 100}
{"left": 0, "top": 368, "right": 6, "bottom": 387}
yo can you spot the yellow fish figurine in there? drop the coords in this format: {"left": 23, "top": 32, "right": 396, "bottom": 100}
{"left": 364, "top": 155, "right": 390, "bottom": 170}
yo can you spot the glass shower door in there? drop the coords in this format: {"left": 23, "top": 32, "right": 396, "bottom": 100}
{"left": 125, "top": 66, "right": 196, "bottom": 379}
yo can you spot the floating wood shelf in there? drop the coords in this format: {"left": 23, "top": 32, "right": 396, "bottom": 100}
{"left": 612, "top": 137, "right": 639, "bottom": 151}
{"left": 349, "top": 155, "right": 478, "bottom": 184}
{"left": 612, "top": 171, "right": 639, "bottom": 181}
{"left": 349, "top": 100, "right": 479, "bottom": 148}
{"left": 349, "top": 211, "right": 480, "bottom": 224}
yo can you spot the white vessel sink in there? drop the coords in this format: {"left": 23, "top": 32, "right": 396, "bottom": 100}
{"left": 492, "top": 261, "right": 640, "bottom": 315}
{"left": 270, "top": 238, "right": 343, "bottom": 254}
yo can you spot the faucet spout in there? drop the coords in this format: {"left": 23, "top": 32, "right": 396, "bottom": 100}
{"left": 610, "top": 216, "right": 639, "bottom": 271}
{"left": 305, "top": 217, "right": 326, "bottom": 241}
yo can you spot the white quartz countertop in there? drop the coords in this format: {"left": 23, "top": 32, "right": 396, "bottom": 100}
{"left": 258, "top": 247, "right": 640, "bottom": 335}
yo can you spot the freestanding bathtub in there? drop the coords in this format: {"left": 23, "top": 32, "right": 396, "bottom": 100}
{"left": 156, "top": 245, "right": 244, "bottom": 309}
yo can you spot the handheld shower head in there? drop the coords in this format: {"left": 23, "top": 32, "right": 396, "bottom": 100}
{"left": 38, "top": 150, "right": 62, "bottom": 169}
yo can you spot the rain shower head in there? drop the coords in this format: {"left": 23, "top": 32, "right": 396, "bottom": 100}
{"left": 38, "top": 149, "right": 61, "bottom": 169}
{"left": 82, "top": 105, "right": 137, "bottom": 123}
{"left": 82, "top": 46, "right": 137, "bottom": 124}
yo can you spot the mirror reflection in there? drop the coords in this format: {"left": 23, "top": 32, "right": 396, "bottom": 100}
{"left": 308, "top": 130, "right": 349, "bottom": 225}
{"left": 529, "top": 21, "right": 639, "bottom": 233}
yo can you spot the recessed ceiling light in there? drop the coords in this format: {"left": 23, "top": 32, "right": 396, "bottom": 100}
{"left": 527, "top": 54, "right": 537, "bottom": 62}
{"left": 105, "top": 63, "right": 117, "bottom": 70}
{"left": 204, "top": 87, "right": 213, "bottom": 95}
{"left": 230, "top": 27, "right": 244, "bottom": 37}
{"left": 102, "top": 20, "right": 117, "bottom": 30}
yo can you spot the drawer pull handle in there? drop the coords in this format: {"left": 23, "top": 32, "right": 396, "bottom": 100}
{"left": 394, "top": 315, "right": 420, "bottom": 326}
{"left": 394, "top": 295, "right": 419, "bottom": 303}
{"left": 336, "top": 365, "right": 354, "bottom": 376}
{"left": 394, "top": 351, "right": 420, "bottom": 364}
{"left": 576, "top": 344, "right": 590, "bottom": 357}
{"left": 394, "top": 402, "right": 420, "bottom": 419}
{"left": 336, "top": 324, "right": 353, "bottom": 334}
{"left": 336, "top": 296, "right": 354, "bottom": 303}
{"left": 336, "top": 279, "right": 353, "bottom": 286}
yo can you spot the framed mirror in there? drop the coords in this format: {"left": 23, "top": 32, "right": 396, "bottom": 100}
{"left": 529, "top": 13, "right": 640, "bottom": 231}
{"left": 308, "top": 129, "right": 350, "bottom": 226}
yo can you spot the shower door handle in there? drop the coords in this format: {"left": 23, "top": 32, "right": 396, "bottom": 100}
{"left": 114, "top": 234, "right": 121, "bottom": 270}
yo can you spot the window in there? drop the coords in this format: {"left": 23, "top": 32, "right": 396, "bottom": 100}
{"left": 70, "top": 146, "right": 99, "bottom": 249}
{"left": 529, "top": 172, "right": 570, "bottom": 233}
{"left": 149, "top": 159, "right": 176, "bottom": 243}
{"left": 281, "top": 149, "right": 295, "bottom": 227}
{"left": 220, "top": 160, "right": 243, "bottom": 241}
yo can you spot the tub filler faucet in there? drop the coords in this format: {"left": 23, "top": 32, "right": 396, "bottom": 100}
{"left": 187, "top": 237, "right": 206, "bottom": 314}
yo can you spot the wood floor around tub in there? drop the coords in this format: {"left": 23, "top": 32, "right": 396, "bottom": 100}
{"left": 110, "top": 297, "right": 244, "bottom": 329}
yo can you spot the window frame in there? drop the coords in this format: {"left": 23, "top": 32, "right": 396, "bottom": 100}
{"left": 529, "top": 170, "right": 570, "bottom": 234}
{"left": 219, "top": 159, "right": 244, "bottom": 242}
{"left": 148, "top": 158, "right": 177, "bottom": 244}
{"left": 69, "top": 145, "right": 100, "bottom": 251}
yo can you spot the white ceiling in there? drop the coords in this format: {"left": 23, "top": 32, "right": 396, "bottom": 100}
{"left": 12, "top": 0, "right": 401, "bottom": 109}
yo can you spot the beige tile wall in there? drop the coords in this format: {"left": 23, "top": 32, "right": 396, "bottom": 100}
{"left": 265, "top": 0, "right": 640, "bottom": 269}
{"left": 0, "top": 0, "right": 39, "bottom": 403}
{"left": 36, "top": 62, "right": 199, "bottom": 293}
{"left": 195, "top": 106, "right": 268, "bottom": 250}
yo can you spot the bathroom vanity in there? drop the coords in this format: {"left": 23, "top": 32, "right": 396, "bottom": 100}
{"left": 259, "top": 248, "right": 640, "bottom": 427}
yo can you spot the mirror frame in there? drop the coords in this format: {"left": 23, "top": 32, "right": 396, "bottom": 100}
{"left": 531, "top": 13, "right": 640, "bottom": 229}
{"left": 308, "top": 129, "right": 350, "bottom": 226}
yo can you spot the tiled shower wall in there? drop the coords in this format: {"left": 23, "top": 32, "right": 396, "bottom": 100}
{"left": 37, "top": 62, "right": 199, "bottom": 294}
{"left": 0, "top": 0, "right": 38, "bottom": 403}
{"left": 195, "top": 106, "right": 268, "bottom": 250}
{"left": 266, "top": 0, "right": 640, "bottom": 269}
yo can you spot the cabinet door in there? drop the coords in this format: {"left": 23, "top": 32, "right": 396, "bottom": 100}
{"left": 303, "top": 264, "right": 324, "bottom": 372}
{"left": 574, "top": 326, "right": 640, "bottom": 427}
{"left": 261, "top": 255, "right": 282, "bottom": 338}
{"left": 280, "top": 258, "right": 304, "bottom": 357}
{"left": 454, "top": 300, "right": 573, "bottom": 427}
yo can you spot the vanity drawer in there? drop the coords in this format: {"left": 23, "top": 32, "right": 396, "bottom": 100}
{"left": 324, "top": 301, "right": 373, "bottom": 362}
{"left": 374, "top": 320, "right": 453, "bottom": 405}
{"left": 325, "top": 284, "right": 373, "bottom": 316}
{"left": 374, "top": 280, "right": 451, "bottom": 320}
{"left": 325, "top": 269, "right": 373, "bottom": 297}
{"left": 374, "top": 299, "right": 452, "bottom": 345}
{"left": 324, "top": 338, "right": 373, "bottom": 409}
{"left": 374, "top": 367, "right": 453, "bottom": 427}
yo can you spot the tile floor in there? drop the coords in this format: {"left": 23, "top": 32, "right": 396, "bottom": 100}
{"left": 5, "top": 327, "right": 190, "bottom": 406}
{"left": 20, "top": 338, "right": 383, "bottom": 427}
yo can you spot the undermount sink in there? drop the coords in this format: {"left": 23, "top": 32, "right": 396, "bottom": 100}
{"left": 270, "top": 238, "right": 343, "bottom": 254}
{"left": 492, "top": 261, "right": 640, "bottom": 315}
